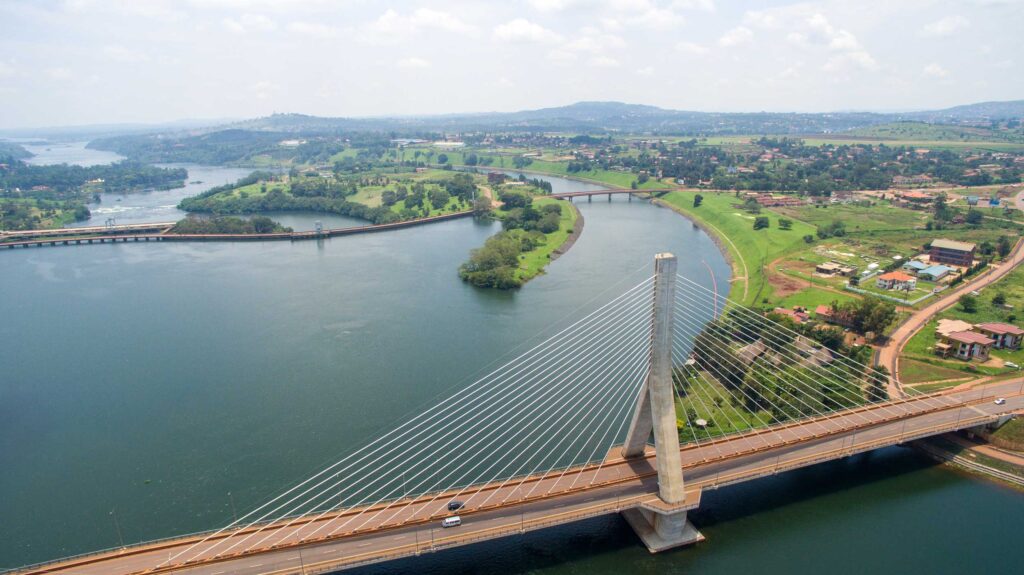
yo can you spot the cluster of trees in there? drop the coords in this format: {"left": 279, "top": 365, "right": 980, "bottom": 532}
{"left": 0, "top": 157, "right": 186, "bottom": 198}
{"left": 180, "top": 172, "right": 478, "bottom": 225}
{"left": 686, "top": 308, "right": 882, "bottom": 424}
{"left": 561, "top": 136, "right": 1023, "bottom": 193}
{"left": 169, "top": 215, "right": 292, "bottom": 234}
{"left": 498, "top": 191, "right": 564, "bottom": 234}
{"left": 0, "top": 154, "right": 187, "bottom": 230}
{"left": 0, "top": 198, "right": 90, "bottom": 231}
{"left": 458, "top": 229, "right": 546, "bottom": 289}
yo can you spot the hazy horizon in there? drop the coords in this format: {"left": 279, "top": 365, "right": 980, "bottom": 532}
{"left": 1, "top": 0, "right": 1022, "bottom": 129}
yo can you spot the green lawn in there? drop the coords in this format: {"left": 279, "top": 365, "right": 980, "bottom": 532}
{"left": 513, "top": 197, "right": 579, "bottom": 283}
{"left": 900, "top": 358, "right": 974, "bottom": 385}
{"left": 989, "top": 418, "right": 1024, "bottom": 444}
{"left": 675, "top": 373, "right": 771, "bottom": 440}
{"left": 657, "top": 191, "right": 817, "bottom": 305}
{"left": 777, "top": 287, "right": 856, "bottom": 310}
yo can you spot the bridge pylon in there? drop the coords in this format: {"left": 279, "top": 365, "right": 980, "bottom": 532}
{"left": 620, "top": 252, "right": 704, "bottom": 552}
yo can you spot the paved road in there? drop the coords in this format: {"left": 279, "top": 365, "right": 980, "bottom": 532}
{"left": 25, "top": 379, "right": 1024, "bottom": 575}
{"left": 878, "top": 237, "right": 1024, "bottom": 394}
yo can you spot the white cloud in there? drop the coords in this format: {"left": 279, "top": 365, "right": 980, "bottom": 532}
{"left": 45, "top": 67, "right": 73, "bottom": 81}
{"left": 921, "top": 15, "right": 969, "bottom": 37}
{"left": 250, "top": 79, "right": 279, "bottom": 99}
{"left": 103, "top": 44, "right": 149, "bottom": 63}
{"left": 366, "top": 8, "right": 477, "bottom": 37}
{"left": 546, "top": 48, "right": 578, "bottom": 65}
{"left": 718, "top": 26, "right": 752, "bottom": 47}
{"left": 743, "top": 10, "right": 777, "bottom": 29}
{"left": 672, "top": 0, "right": 714, "bottom": 11}
{"left": 636, "top": 65, "right": 655, "bottom": 76}
{"left": 222, "top": 13, "right": 277, "bottom": 34}
{"left": 286, "top": 21, "right": 339, "bottom": 39}
{"left": 624, "top": 5, "right": 685, "bottom": 30}
{"left": 494, "top": 18, "right": 562, "bottom": 43}
{"left": 922, "top": 62, "right": 949, "bottom": 78}
{"left": 675, "top": 41, "right": 708, "bottom": 55}
{"left": 589, "top": 55, "right": 620, "bottom": 68}
{"left": 528, "top": 0, "right": 577, "bottom": 11}
{"left": 397, "top": 57, "right": 431, "bottom": 69}
{"left": 0, "top": 60, "right": 15, "bottom": 78}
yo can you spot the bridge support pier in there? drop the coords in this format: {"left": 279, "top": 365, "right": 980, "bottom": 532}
{"left": 620, "top": 253, "right": 704, "bottom": 552}
{"left": 622, "top": 506, "right": 704, "bottom": 553}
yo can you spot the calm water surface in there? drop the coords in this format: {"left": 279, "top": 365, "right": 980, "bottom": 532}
{"left": 0, "top": 166, "right": 1021, "bottom": 572}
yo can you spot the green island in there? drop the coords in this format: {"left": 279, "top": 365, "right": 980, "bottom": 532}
{"left": 459, "top": 184, "right": 578, "bottom": 289}
{"left": 178, "top": 169, "right": 479, "bottom": 225}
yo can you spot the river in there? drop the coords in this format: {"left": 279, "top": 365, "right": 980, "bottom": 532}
{"left": 0, "top": 157, "right": 1021, "bottom": 573}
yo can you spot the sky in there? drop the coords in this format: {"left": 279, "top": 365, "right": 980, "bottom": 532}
{"left": 0, "top": 0, "right": 1021, "bottom": 128}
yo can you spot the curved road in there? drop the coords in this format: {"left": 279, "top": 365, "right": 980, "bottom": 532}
{"left": 878, "top": 237, "right": 1024, "bottom": 396}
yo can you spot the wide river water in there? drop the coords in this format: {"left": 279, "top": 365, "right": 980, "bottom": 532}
{"left": 1, "top": 146, "right": 1022, "bottom": 573}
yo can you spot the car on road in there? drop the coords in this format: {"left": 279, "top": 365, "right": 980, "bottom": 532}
{"left": 441, "top": 516, "right": 461, "bottom": 528}
{"left": 447, "top": 500, "right": 465, "bottom": 511}
{"left": 994, "top": 398, "right": 1006, "bottom": 405}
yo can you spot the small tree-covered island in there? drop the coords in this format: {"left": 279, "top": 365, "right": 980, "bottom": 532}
{"left": 178, "top": 169, "right": 479, "bottom": 224}
{"left": 459, "top": 182, "right": 579, "bottom": 290}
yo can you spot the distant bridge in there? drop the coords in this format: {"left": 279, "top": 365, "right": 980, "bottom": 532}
{"left": 8, "top": 254, "right": 1021, "bottom": 575}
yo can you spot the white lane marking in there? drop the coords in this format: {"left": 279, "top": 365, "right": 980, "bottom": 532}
{"left": 321, "top": 549, "right": 338, "bottom": 554}
{"left": 393, "top": 535, "right": 406, "bottom": 540}
{"left": 357, "top": 542, "right": 372, "bottom": 548}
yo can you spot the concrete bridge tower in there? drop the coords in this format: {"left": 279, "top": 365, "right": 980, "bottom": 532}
{"left": 620, "top": 252, "right": 704, "bottom": 552}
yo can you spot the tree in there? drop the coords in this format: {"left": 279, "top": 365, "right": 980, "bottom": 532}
{"left": 472, "top": 196, "right": 492, "bottom": 218}
{"left": 997, "top": 235, "right": 1013, "bottom": 258}
{"left": 965, "top": 210, "right": 983, "bottom": 225}
{"left": 437, "top": 153, "right": 448, "bottom": 164}
{"left": 693, "top": 194, "right": 703, "bottom": 207}
{"left": 753, "top": 216, "right": 770, "bottom": 230}
{"left": 992, "top": 292, "right": 1007, "bottom": 306}
{"left": 803, "top": 234, "right": 815, "bottom": 244}
{"left": 958, "top": 294, "right": 978, "bottom": 313}
{"left": 778, "top": 218, "right": 792, "bottom": 230}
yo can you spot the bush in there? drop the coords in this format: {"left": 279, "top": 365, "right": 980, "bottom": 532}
{"left": 753, "top": 216, "right": 770, "bottom": 230}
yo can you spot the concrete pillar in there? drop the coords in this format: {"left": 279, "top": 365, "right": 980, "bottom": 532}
{"left": 622, "top": 253, "right": 685, "bottom": 504}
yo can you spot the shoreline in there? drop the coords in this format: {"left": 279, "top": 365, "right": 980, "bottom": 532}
{"left": 651, "top": 194, "right": 749, "bottom": 302}
{"left": 550, "top": 201, "right": 584, "bottom": 262}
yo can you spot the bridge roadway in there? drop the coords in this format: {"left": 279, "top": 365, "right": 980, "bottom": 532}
{"left": 21, "top": 379, "right": 1023, "bottom": 575}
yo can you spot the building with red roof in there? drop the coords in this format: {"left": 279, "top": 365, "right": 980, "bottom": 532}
{"left": 936, "top": 330, "right": 995, "bottom": 361}
{"left": 974, "top": 322, "right": 1024, "bottom": 350}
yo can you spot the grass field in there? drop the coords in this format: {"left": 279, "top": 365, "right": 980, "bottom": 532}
{"left": 676, "top": 374, "right": 770, "bottom": 439}
{"left": 513, "top": 197, "right": 579, "bottom": 283}
{"left": 899, "top": 358, "right": 974, "bottom": 385}
{"left": 776, "top": 287, "right": 856, "bottom": 310}
{"left": 657, "top": 191, "right": 817, "bottom": 305}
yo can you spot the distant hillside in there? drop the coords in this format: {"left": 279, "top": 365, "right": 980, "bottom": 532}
{"left": 847, "top": 121, "right": 1024, "bottom": 143}
{"left": 902, "top": 100, "right": 1024, "bottom": 122}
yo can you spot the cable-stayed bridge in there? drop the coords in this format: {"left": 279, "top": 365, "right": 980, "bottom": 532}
{"left": 13, "top": 254, "right": 1022, "bottom": 575}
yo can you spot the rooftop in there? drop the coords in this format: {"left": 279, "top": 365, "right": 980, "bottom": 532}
{"left": 930, "top": 238, "right": 976, "bottom": 252}
{"left": 976, "top": 322, "right": 1024, "bottom": 336}
{"left": 879, "top": 271, "right": 914, "bottom": 281}
{"left": 936, "top": 319, "right": 974, "bottom": 337}
{"left": 945, "top": 331, "right": 995, "bottom": 345}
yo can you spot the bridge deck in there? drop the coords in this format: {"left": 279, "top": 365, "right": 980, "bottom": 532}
{"left": 18, "top": 380, "right": 1022, "bottom": 575}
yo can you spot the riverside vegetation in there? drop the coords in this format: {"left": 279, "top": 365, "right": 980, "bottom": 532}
{"left": 459, "top": 189, "right": 577, "bottom": 289}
